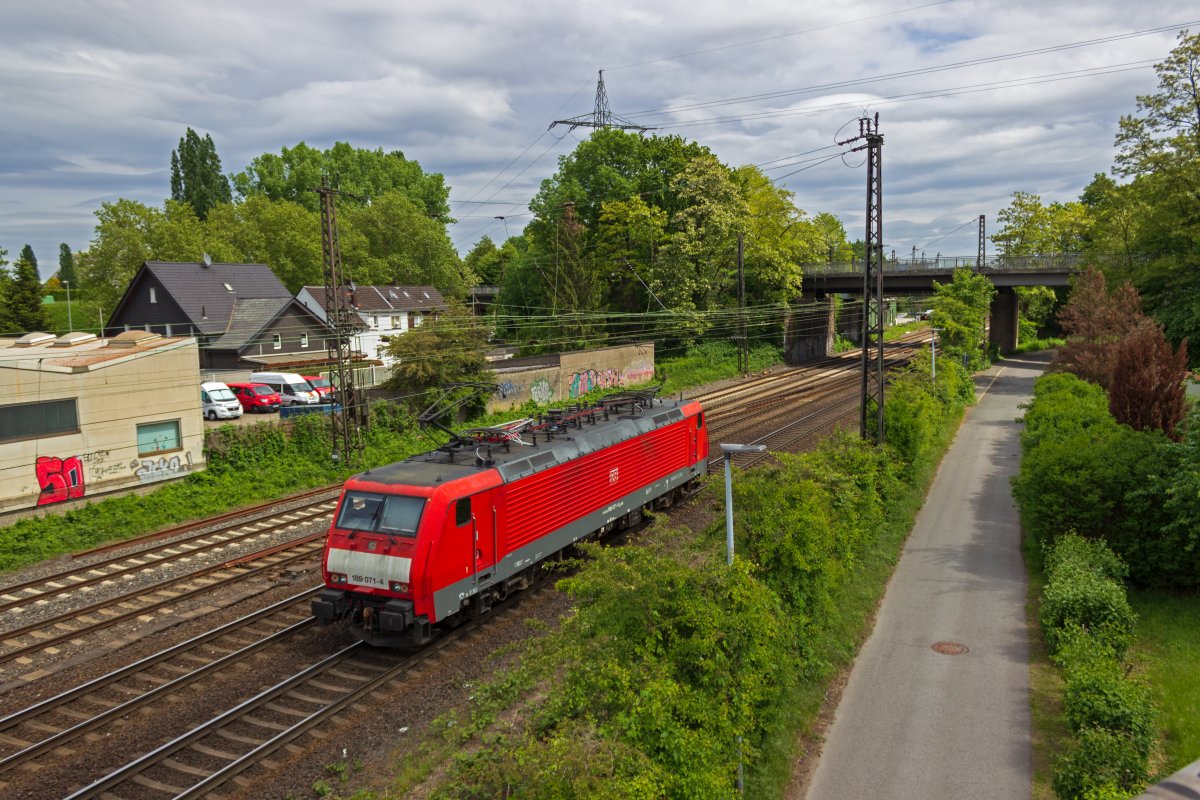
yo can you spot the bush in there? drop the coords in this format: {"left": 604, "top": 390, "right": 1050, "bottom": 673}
{"left": 1062, "top": 657, "right": 1154, "bottom": 757}
{"left": 1045, "top": 533, "right": 1129, "bottom": 583}
{"left": 1040, "top": 565, "right": 1136, "bottom": 658}
{"left": 1052, "top": 726, "right": 1148, "bottom": 799}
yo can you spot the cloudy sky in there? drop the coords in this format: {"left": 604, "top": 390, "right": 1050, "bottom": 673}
{"left": 1, "top": 1, "right": 1195, "bottom": 278}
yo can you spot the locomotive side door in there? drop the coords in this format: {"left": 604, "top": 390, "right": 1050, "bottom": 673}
{"left": 457, "top": 494, "right": 496, "bottom": 585}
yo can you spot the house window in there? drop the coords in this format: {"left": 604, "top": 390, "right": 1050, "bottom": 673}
{"left": 300, "top": 333, "right": 309, "bottom": 349}
{"left": 0, "top": 399, "right": 79, "bottom": 443}
{"left": 272, "top": 333, "right": 282, "bottom": 350}
{"left": 372, "top": 315, "right": 379, "bottom": 328}
{"left": 149, "top": 287, "right": 157, "bottom": 304}
{"left": 136, "top": 420, "right": 181, "bottom": 455}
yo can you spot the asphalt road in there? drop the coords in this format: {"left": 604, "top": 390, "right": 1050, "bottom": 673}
{"left": 806, "top": 352, "right": 1050, "bottom": 800}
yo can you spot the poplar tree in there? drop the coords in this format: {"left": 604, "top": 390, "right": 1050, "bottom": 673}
{"left": 169, "top": 128, "right": 232, "bottom": 219}
{"left": 58, "top": 243, "right": 76, "bottom": 287}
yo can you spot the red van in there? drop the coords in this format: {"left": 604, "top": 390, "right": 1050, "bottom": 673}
{"left": 303, "top": 375, "right": 333, "bottom": 401}
{"left": 226, "top": 382, "right": 282, "bottom": 413}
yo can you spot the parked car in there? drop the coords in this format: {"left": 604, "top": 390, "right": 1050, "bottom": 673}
{"left": 200, "top": 381, "right": 243, "bottom": 420}
{"left": 303, "top": 375, "right": 334, "bottom": 402}
{"left": 249, "top": 372, "right": 320, "bottom": 406}
{"left": 226, "top": 382, "right": 282, "bottom": 413}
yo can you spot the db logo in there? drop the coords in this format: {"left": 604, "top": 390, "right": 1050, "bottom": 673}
{"left": 609, "top": 467, "right": 619, "bottom": 485}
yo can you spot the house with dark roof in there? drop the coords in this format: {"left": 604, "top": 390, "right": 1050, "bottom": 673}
{"left": 296, "top": 284, "right": 446, "bottom": 365}
{"left": 105, "top": 261, "right": 350, "bottom": 372}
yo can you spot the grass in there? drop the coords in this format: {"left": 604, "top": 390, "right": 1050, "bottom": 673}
{"left": 37, "top": 296, "right": 106, "bottom": 335}
{"left": 1014, "top": 337, "right": 1064, "bottom": 354}
{"left": 1127, "top": 588, "right": 1200, "bottom": 779}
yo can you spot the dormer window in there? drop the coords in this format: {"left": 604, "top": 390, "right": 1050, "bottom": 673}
{"left": 149, "top": 287, "right": 157, "bottom": 304}
{"left": 223, "top": 283, "right": 234, "bottom": 292}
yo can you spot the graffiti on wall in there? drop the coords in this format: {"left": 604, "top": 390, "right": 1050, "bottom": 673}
{"left": 35, "top": 456, "right": 86, "bottom": 506}
{"left": 80, "top": 448, "right": 124, "bottom": 479}
{"left": 132, "top": 452, "right": 193, "bottom": 484}
{"left": 566, "top": 364, "right": 651, "bottom": 399}
{"left": 530, "top": 378, "right": 553, "bottom": 404}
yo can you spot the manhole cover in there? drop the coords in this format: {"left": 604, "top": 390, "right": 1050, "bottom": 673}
{"left": 932, "top": 641, "right": 969, "bottom": 656}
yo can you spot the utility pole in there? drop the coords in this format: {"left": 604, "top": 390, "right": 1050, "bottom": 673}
{"left": 312, "top": 177, "right": 364, "bottom": 466}
{"left": 839, "top": 114, "right": 885, "bottom": 444}
{"left": 550, "top": 70, "right": 655, "bottom": 133}
{"left": 737, "top": 233, "right": 747, "bottom": 375}
{"left": 977, "top": 214, "right": 986, "bottom": 271}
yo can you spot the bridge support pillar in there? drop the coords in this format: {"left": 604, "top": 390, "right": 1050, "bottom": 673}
{"left": 785, "top": 299, "right": 837, "bottom": 364}
{"left": 989, "top": 287, "right": 1019, "bottom": 355}
{"left": 838, "top": 298, "right": 862, "bottom": 345}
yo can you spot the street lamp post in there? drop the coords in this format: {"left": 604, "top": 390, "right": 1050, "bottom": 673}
{"left": 931, "top": 327, "right": 942, "bottom": 379}
{"left": 720, "top": 443, "right": 767, "bottom": 566}
{"left": 719, "top": 441, "right": 766, "bottom": 796}
{"left": 64, "top": 280, "right": 72, "bottom": 332}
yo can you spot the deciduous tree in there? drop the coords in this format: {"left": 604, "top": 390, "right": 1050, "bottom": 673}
{"left": 382, "top": 301, "right": 491, "bottom": 412}
{"left": 170, "top": 128, "right": 232, "bottom": 220}
{"left": 1108, "top": 321, "right": 1188, "bottom": 439}
{"left": 1054, "top": 268, "right": 1145, "bottom": 389}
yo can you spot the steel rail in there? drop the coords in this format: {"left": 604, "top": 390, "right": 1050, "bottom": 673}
{"left": 0, "top": 537, "right": 324, "bottom": 666}
{"left": 0, "top": 502, "right": 335, "bottom": 612}
{"left": 0, "top": 587, "right": 319, "bottom": 736}
{"left": 0, "top": 616, "right": 315, "bottom": 773}
{"left": 63, "top": 584, "right": 546, "bottom": 800}
{"left": 69, "top": 483, "right": 341, "bottom": 559}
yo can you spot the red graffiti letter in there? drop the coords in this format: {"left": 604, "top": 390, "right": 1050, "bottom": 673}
{"left": 35, "top": 456, "right": 86, "bottom": 506}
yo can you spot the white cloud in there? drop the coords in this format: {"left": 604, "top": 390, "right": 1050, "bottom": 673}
{"left": 1, "top": 0, "right": 1196, "bottom": 268}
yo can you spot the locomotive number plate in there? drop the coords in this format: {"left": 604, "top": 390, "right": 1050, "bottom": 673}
{"left": 609, "top": 467, "right": 619, "bottom": 484}
{"left": 350, "top": 573, "right": 387, "bottom": 588}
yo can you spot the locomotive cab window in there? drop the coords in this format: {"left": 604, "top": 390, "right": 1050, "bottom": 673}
{"left": 336, "top": 491, "right": 424, "bottom": 537}
{"left": 455, "top": 498, "right": 471, "bottom": 526}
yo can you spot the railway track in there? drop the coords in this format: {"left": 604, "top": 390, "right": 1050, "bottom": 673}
{"left": 0, "top": 589, "right": 319, "bottom": 778}
{"left": 0, "top": 498, "right": 336, "bottom": 619}
{"left": 0, "top": 535, "right": 324, "bottom": 670}
{"left": 56, "top": 585, "right": 550, "bottom": 800}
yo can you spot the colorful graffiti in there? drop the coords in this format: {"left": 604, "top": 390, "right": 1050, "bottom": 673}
{"left": 530, "top": 377, "right": 553, "bottom": 404}
{"left": 132, "top": 452, "right": 193, "bottom": 484}
{"left": 35, "top": 455, "right": 86, "bottom": 506}
{"left": 568, "top": 368, "right": 626, "bottom": 399}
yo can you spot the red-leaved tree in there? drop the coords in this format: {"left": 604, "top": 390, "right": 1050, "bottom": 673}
{"left": 1054, "top": 268, "right": 1146, "bottom": 390}
{"left": 1108, "top": 320, "right": 1189, "bottom": 439}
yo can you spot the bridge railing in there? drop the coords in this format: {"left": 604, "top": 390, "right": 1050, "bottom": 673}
{"left": 806, "top": 253, "right": 1090, "bottom": 275}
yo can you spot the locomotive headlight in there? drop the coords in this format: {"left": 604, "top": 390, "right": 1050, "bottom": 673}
{"left": 390, "top": 581, "right": 410, "bottom": 594}
{"left": 330, "top": 572, "right": 348, "bottom": 584}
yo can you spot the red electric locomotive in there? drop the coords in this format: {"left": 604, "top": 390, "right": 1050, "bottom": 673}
{"left": 312, "top": 390, "right": 708, "bottom": 646}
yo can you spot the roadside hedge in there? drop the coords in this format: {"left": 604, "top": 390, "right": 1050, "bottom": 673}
{"left": 1040, "top": 535, "right": 1153, "bottom": 799}
{"left": 1012, "top": 371, "right": 1197, "bottom": 588}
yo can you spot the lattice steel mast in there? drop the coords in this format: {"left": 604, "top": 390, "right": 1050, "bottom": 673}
{"left": 839, "top": 114, "right": 885, "bottom": 443}
{"left": 550, "top": 70, "right": 655, "bottom": 133}
{"left": 977, "top": 214, "right": 986, "bottom": 270}
{"left": 312, "top": 178, "right": 364, "bottom": 465}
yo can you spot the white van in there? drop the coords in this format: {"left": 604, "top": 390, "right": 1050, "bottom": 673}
{"left": 249, "top": 372, "right": 321, "bottom": 406}
{"left": 201, "top": 381, "right": 244, "bottom": 420}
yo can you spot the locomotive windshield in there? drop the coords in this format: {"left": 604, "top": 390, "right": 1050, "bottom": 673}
{"left": 336, "top": 491, "right": 424, "bottom": 537}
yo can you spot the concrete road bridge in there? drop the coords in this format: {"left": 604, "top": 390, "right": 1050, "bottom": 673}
{"left": 791, "top": 254, "right": 1084, "bottom": 358}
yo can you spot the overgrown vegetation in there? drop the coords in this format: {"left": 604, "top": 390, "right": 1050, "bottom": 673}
{"left": 1037, "top": 535, "right": 1153, "bottom": 799}
{"left": 419, "top": 353, "right": 974, "bottom": 799}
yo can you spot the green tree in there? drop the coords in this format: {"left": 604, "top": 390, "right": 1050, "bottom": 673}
{"left": 232, "top": 141, "right": 450, "bottom": 219}
{"left": 19, "top": 244, "right": 37, "bottom": 275}
{"left": 0, "top": 246, "right": 13, "bottom": 333}
{"left": 222, "top": 195, "right": 323, "bottom": 293}
{"left": 992, "top": 191, "right": 1090, "bottom": 256}
{"left": 463, "top": 236, "right": 503, "bottom": 286}
{"left": 6, "top": 251, "right": 48, "bottom": 332}
{"left": 340, "top": 190, "right": 469, "bottom": 295}
{"left": 170, "top": 128, "right": 232, "bottom": 220}
{"left": 382, "top": 301, "right": 491, "bottom": 411}
{"left": 1114, "top": 29, "right": 1200, "bottom": 179}
{"left": 931, "top": 268, "right": 996, "bottom": 371}
{"left": 58, "top": 243, "right": 77, "bottom": 287}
